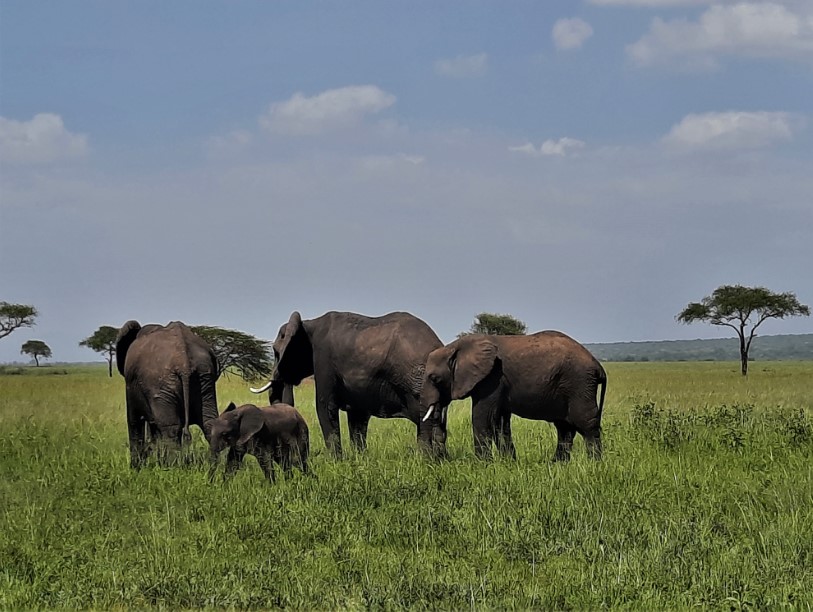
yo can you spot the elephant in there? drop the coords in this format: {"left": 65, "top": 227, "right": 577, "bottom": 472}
{"left": 208, "top": 402, "right": 309, "bottom": 482}
{"left": 116, "top": 320, "right": 219, "bottom": 469}
{"left": 250, "top": 311, "right": 449, "bottom": 457}
{"left": 420, "top": 331, "right": 607, "bottom": 461}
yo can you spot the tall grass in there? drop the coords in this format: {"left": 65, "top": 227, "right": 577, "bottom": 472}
{"left": 1, "top": 362, "right": 811, "bottom": 609}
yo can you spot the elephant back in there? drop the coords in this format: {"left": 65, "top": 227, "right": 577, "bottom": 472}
{"left": 115, "top": 320, "right": 142, "bottom": 376}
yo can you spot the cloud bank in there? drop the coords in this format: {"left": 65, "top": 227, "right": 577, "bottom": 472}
{"left": 628, "top": 2, "right": 813, "bottom": 68}
{"left": 662, "top": 111, "right": 800, "bottom": 149}
{"left": 0, "top": 113, "right": 88, "bottom": 164}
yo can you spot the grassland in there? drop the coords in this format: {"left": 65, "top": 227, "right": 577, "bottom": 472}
{"left": 1, "top": 361, "right": 812, "bottom": 609}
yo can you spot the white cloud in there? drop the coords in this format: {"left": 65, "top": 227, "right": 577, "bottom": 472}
{"left": 206, "top": 129, "right": 253, "bottom": 158}
{"left": 259, "top": 85, "right": 396, "bottom": 135}
{"left": 552, "top": 18, "right": 594, "bottom": 50}
{"left": 434, "top": 53, "right": 489, "bottom": 78}
{"left": 591, "top": 0, "right": 716, "bottom": 6}
{"left": 508, "top": 143, "right": 539, "bottom": 156}
{"left": 0, "top": 113, "right": 88, "bottom": 164}
{"left": 591, "top": 0, "right": 808, "bottom": 6}
{"left": 662, "top": 111, "right": 800, "bottom": 149}
{"left": 628, "top": 3, "right": 813, "bottom": 68}
{"left": 510, "top": 137, "right": 586, "bottom": 157}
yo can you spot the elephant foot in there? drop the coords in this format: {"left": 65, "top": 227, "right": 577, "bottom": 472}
{"left": 327, "top": 445, "right": 343, "bottom": 460}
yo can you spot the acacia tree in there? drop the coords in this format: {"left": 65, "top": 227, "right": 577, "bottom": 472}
{"left": 677, "top": 285, "right": 810, "bottom": 376}
{"left": 463, "top": 312, "right": 528, "bottom": 337}
{"left": 79, "top": 326, "right": 119, "bottom": 377}
{"left": 21, "top": 340, "right": 52, "bottom": 367}
{"left": 190, "top": 326, "right": 274, "bottom": 381}
{"left": 0, "top": 302, "right": 38, "bottom": 340}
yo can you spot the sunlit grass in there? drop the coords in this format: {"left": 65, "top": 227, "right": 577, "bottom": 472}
{"left": 1, "top": 362, "right": 811, "bottom": 608}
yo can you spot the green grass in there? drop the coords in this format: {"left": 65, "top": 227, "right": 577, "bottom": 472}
{"left": 1, "top": 362, "right": 812, "bottom": 609}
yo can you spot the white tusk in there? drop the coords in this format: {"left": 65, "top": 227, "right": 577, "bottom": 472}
{"left": 249, "top": 380, "right": 274, "bottom": 394}
{"left": 441, "top": 404, "right": 449, "bottom": 425}
{"left": 422, "top": 404, "right": 437, "bottom": 422}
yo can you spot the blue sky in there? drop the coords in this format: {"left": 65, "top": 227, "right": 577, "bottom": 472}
{"left": 1, "top": 0, "right": 812, "bottom": 363}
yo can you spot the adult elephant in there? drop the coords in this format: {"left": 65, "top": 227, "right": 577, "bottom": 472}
{"left": 250, "top": 311, "right": 448, "bottom": 457}
{"left": 420, "top": 331, "right": 606, "bottom": 461}
{"left": 116, "top": 320, "right": 219, "bottom": 468}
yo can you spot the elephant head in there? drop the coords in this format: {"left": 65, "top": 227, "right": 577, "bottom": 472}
{"left": 115, "top": 320, "right": 142, "bottom": 376}
{"left": 421, "top": 337, "right": 499, "bottom": 421}
{"left": 209, "top": 403, "right": 265, "bottom": 454}
{"left": 248, "top": 312, "right": 310, "bottom": 403}
{"left": 272, "top": 312, "right": 314, "bottom": 385}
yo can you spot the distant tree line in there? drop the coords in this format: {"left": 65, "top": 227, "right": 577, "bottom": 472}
{"left": 3, "top": 286, "right": 810, "bottom": 377}
{"left": 587, "top": 334, "right": 813, "bottom": 363}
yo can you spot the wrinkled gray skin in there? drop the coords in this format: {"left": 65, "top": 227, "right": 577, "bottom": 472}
{"left": 421, "top": 331, "right": 607, "bottom": 461}
{"left": 116, "top": 320, "right": 219, "bottom": 469}
{"left": 208, "top": 402, "right": 309, "bottom": 482}
{"left": 253, "top": 311, "right": 448, "bottom": 458}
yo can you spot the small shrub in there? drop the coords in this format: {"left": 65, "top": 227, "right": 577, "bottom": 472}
{"left": 779, "top": 408, "right": 813, "bottom": 447}
{"left": 630, "top": 402, "right": 694, "bottom": 449}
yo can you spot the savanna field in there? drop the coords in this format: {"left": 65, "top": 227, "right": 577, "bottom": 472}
{"left": 1, "top": 362, "right": 812, "bottom": 610}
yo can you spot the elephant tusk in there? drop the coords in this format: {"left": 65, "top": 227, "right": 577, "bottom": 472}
{"left": 441, "top": 404, "right": 448, "bottom": 425}
{"left": 249, "top": 380, "right": 274, "bottom": 394}
{"left": 422, "top": 404, "right": 437, "bottom": 422}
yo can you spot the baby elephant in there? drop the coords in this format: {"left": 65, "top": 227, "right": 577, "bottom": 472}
{"left": 209, "top": 402, "right": 309, "bottom": 482}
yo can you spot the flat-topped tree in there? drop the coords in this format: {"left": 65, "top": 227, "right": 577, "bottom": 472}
{"left": 1, "top": 302, "right": 38, "bottom": 340}
{"left": 463, "top": 312, "right": 528, "bottom": 337}
{"left": 190, "top": 326, "right": 273, "bottom": 381}
{"left": 80, "top": 326, "right": 119, "bottom": 377}
{"left": 21, "top": 340, "right": 52, "bottom": 367}
{"left": 677, "top": 285, "right": 810, "bottom": 376}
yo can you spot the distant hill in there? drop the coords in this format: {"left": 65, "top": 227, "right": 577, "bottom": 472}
{"left": 586, "top": 334, "right": 813, "bottom": 362}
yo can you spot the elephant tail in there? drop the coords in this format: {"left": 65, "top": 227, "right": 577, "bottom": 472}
{"left": 597, "top": 366, "right": 607, "bottom": 417}
{"left": 181, "top": 371, "right": 192, "bottom": 444}
{"left": 299, "top": 422, "right": 310, "bottom": 474}
{"left": 115, "top": 320, "right": 141, "bottom": 377}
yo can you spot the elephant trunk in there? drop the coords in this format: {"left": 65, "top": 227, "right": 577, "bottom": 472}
{"left": 200, "top": 374, "right": 219, "bottom": 441}
{"left": 207, "top": 450, "right": 220, "bottom": 483}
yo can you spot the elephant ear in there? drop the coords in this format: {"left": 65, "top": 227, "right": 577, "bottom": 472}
{"left": 115, "top": 320, "right": 141, "bottom": 376}
{"left": 237, "top": 406, "right": 265, "bottom": 446}
{"left": 275, "top": 311, "right": 314, "bottom": 385}
{"left": 223, "top": 402, "right": 238, "bottom": 413}
{"left": 451, "top": 337, "right": 498, "bottom": 400}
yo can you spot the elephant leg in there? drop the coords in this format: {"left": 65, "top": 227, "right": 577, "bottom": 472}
{"left": 278, "top": 437, "right": 294, "bottom": 476}
{"left": 154, "top": 424, "right": 183, "bottom": 467}
{"left": 256, "top": 448, "right": 276, "bottom": 483}
{"left": 298, "top": 444, "right": 309, "bottom": 474}
{"left": 315, "top": 382, "right": 343, "bottom": 457}
{"left": 347, "top": 410, "right": 371, "bottom": 453}
{"left": 126, "top": 390, "right": 149, "bottom": 470}
{"left": 570, "top": 399, "right": 603, "bottom": 460}
{"left": 497, "top": 412, "right": 517, "bottom": 459}
{"left": 223, "top": 447, "right": 245, "bottom": 480}
{"left": 553, "top": 421, "right": 576, "bottom": 462}
{"left": 471, "top": 402, "right": 498, "bottom": 460}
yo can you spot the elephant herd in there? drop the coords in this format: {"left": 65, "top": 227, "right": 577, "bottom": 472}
{"left": 116, "top": 310, "right": 607, "bottom": 480}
